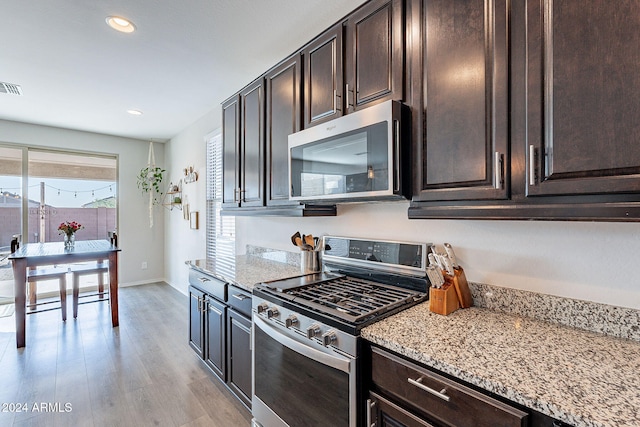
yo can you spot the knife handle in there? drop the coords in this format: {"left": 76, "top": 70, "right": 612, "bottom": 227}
{"left": 443, "top": 243, "right": 458, "bottom": 268}
{"left": 440, "top": 255, "right": 455, "bottom": 276}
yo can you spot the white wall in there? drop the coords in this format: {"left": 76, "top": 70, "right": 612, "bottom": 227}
{"left": 165, "top": 101, "right": 640, "bottom": 309}
{"left": 163, "top": 109, "right": 217, "bottom": 294}
{"left": 0, "top": 119, "right": 165, "bottom": 285}
{"left": 235, "top": 202, "right": 640, "bottom": 310}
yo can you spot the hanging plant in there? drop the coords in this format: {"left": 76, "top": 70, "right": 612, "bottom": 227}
{"left": 137, "top": 166, "right": 165, "bottom": 205}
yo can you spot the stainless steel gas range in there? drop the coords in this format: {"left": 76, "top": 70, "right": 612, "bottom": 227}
{"left": 251, "top": 236, "right": 430, "bottom": 427}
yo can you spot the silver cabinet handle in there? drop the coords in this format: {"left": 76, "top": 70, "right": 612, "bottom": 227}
{"left": 333, "top": 89, "right": 341, "bottom": 112}
{"left": 393, "top": 119, "right": 400, "bottom": 192}
{"left": 232, "top": 293, "right": 248, "bottom": 301}
{"left": 529, "top": 144, "right": 536, "bottom": 186}
{"left": 407, "top": 377, "right": 451, "bottom": 402}
{"left": 366, "top": 398, "right": 376, "bottom": 427}
{"left": 197, "top": 277, "right": 210, "bottom": 283}
{"left": 346, "top": 84, "right": 350, "bottom": 108}
{"left": 494, "top": 151, "right": 504, "bottom": 190}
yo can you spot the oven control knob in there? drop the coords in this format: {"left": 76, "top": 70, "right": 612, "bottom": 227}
{"left": 267, "top": 307, "right": 279, "bottom": 319}
{"left": 322, "top": 331, "right": 338, "bottom": 347}
{"left": 285, "top": 315, "right": 299, "bottom": 328}
{"left": 256, "top": 302, "right": 269, "bottom": 315}
{"left": 307, "top": 324, "right": 321, "bottom": 339}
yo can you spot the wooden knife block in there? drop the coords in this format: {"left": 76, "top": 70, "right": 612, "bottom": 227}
{"left": 451, "top": 267, "right": 473, "bottom": 308}
{"left": 429, "top": 283, "right": 459, "bottom": 316}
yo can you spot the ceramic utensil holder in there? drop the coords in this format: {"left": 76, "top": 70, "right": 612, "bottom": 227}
{"left": 429, "top": 282, "right": 459, "bottom": 315}
{"left": 301, "top": 250, "right": 322, "bottom": 274}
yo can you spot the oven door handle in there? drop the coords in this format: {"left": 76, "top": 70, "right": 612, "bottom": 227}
{"left": 254, "top": 316, "right": 351, "bottom": 374}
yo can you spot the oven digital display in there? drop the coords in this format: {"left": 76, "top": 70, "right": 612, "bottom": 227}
{"left": 324, "top": 237, "right": 423, "bottom": 269}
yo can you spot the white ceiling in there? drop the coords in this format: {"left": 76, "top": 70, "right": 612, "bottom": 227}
{"left": 0, "top": 0, "right": 367, "bottom": 142}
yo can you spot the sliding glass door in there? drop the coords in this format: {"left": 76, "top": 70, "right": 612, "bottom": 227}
{"left": 0, "top": 146, "right": 24, "bottom": 305}
{"left": 27, "top": 150, "right": 117, "bottom": 244}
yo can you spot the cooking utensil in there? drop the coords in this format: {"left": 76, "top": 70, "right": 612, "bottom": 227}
{"left": 444, "top": 243, "right": 458, "bottom": 268}
{"left": 291, "top": 231, "right": 301, "bottom": 248}
{"left": 304, "top": 234, "right": 315, "bottom": 247}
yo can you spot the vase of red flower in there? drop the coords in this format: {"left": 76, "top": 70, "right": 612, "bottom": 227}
{"left": 58, "top": 221, "right": 84, "bottom": 248}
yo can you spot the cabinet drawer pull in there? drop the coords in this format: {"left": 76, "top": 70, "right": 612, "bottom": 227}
{"left": 232, "top": 293, "right": 248, "bottom": 301}
{"left": 494, "top": 151, "right": 504, "bottom": 190}
{"left": 197, "top": 277, "right": 210, "bottom": 283}
{"left": 366, "top": 398, "right": 376, "bottom": 427}
{"left": 529, "top": 144, "right": 537, "bottom": 186}
{"left": 408, "top": 377, "right": 451, "bottom": 402}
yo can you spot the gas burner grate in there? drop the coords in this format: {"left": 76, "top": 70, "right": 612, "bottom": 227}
{"left": 285, "top": 276, "right": 423, "bottom": 322}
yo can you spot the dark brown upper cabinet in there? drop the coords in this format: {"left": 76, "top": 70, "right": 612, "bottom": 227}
{"left": 303, "top": 23, "right": 344, "bottom": 128}
{"left": 524, "top": 0, "right": 640, "bottom": 198}
{"left": 239, "top": 79, "right": 265, "bottom": 207}
{"left": 221, "top": 80, "right": 265, "bottom": 209}
{"left": 412, "top": 0, "right": 509, "bottom": 202}
{"left": 221, "top": 95, "right": 241, "bottom": 208}
{"left": 265, "top": 55, "right": 302, "bottom": 206}
{"left": 302, "top": 0, "right": 405, "bottom": 127}
{"left": 345, "top": 0, "right": 404, "bottom": 113}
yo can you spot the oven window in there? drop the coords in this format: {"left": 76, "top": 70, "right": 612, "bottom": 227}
{"left": 255, "top": 326, "right": 350, "bottom": 427}
{"left": 290, "top": 121, "right": 389, "bottom": 198}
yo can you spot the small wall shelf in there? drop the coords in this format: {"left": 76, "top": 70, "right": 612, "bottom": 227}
{"left": 163, "top": 181, "right": 183, "bottom": 211}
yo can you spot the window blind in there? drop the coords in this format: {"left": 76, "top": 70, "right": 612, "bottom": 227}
{"left": 206, "top": 133, "right": 235, "bottom": 263}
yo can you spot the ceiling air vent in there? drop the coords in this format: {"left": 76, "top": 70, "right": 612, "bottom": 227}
{"left": 0, "top": 82, "right": 23, "bottom": 96}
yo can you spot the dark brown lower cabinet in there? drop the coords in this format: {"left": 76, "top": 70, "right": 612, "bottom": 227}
{"left": 188, "top": 274, "right": 252, "bottom": 411}
{"left": 205, "top": 296, "right": 226, "bottom": 379}
{"left": 227, "top": 308, "right": 252, "bottom": 408}
{"left": 369, "top": 391, "right": 435, "bottom": 427}
{"left": 368, "top": 345, "right": 573, "bottom": 427}
{"left": 188, "top": 286, "right": 205, "bottom": 358}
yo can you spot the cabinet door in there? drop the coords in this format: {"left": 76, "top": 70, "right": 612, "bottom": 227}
{"left": 525, "top": 0, "right": 640, "bottom": 197}
{"left": 265, "top": 55, "right": 302, "bottom": 205}
{"left": 188, "top": 286, "right": 204, "bottom": 358}
{"left": 413, "top": 0, "right": 509, "bottom": 202}
{"left": 303, "top": 23, "right": 344, "bottom": 128}
{"left": 205, "top": 296, "right": 226, "bottom": 381}
{"left": 222, "top": 95, "right": 241, "bottom": 208}
{"left": 226, "top": 308, "right": 252, "bottom": 409}
{"left": 368, "top": 392, "right": 435, "bottom": 427}
{"left": 240, "top": 79, "right": 265, "bottom": 207}
{"left": 345, "top": 0, "right": 404, "bottom": 113}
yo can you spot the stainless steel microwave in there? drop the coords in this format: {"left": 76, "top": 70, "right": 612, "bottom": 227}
{"left": 288, "top": 100, "right": 409, "bottom": 202}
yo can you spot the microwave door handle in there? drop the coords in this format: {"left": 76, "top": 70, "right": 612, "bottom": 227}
{"left": 393, "top": 119, "right": 400, "bottom": 192}
{"left": 254, "top": 316, "right": 351, "bottom": 374}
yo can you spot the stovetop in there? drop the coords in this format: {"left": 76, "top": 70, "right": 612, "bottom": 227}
{"left": 255, "top": 271, "right": 428, "bottom": 334}
{"left": 253, "top": 236, "right": 431, "bottom": 335}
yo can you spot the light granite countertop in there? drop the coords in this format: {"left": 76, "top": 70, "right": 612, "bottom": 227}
{"left": 361, "top": 304, "right": 640, "bottom": 427}
{"left": 186, "top": 253, "right": 302, "bottom": 292}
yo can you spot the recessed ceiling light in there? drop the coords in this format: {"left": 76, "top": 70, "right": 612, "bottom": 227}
{"left": 106, "top": 16, "right": 136, "bottom": 33}
{"left": 127, "top": 109, "right": 143, "bottom": 116}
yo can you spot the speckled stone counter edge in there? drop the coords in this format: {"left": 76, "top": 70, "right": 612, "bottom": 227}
{"left": 470, "top": 282, "right": 640, "bottom": 342}
{"left": 246, "top": 245, "right": 300, "bottom": 266}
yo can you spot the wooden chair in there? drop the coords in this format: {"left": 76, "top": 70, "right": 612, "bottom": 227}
{"left": 70, "top": 261, "right": 109, "bottom": 318}
{"left": 69, "top": 231, "right": 116, "bottom": 318}
{"left": 26, "top": 266, "right": 69, "bottom": 321}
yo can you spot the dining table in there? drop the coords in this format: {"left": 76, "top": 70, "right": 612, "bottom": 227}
{"left": 8, "top": 239, "right": 121, "bottom": 348}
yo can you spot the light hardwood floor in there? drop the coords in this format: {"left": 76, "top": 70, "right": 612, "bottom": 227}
{"left": 0, "top": 283, "right": 252, "bottom": 427}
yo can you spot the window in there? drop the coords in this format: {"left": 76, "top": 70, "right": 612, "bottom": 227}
{"left": 206, "top": 132, "right": 235, "bottom": 263}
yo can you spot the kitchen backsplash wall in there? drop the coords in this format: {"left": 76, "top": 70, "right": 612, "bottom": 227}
{"left": 236, "top": 201, "right": 640, "bottom": 310}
